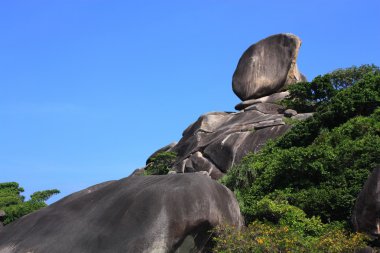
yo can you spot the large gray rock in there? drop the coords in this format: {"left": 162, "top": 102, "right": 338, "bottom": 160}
{"left": 163, "top": 110, "right": 291, "bottom": 179}
{"left": 284, "top": 109, "right": 297, "bottom": 117}
{"left": 0, "top": 174, "right": 243, "bottom": 253}
{"left": 352, "top": 167, "right": 380, "bottom": 240}
{"left": 232, "top": 34, "right": 305, "bottom": 100}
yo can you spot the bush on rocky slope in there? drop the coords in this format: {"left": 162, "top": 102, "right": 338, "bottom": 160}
{"left": 282, "top": 64, "right": 380, "bottom": 113}
{"left": 212, "top": 219, "right": 367, "bottom": 253}
{"left": 222, "top": 65, "right": 380, "bottom": 223}
{"left": 217, "top": 65, "right": 380, "bottom": 251}
{"left": 0, "top": 182, "right": 59, "bottom": 225}
{"left": 144, "top": 151, "right": 177, "bottom": 175}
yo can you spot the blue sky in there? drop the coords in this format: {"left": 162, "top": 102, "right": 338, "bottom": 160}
{"left": 1, "top": 0, "right": 379, "bottom": 203}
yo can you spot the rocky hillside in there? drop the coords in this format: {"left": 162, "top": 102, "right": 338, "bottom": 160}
{"left": 142, "top": 33, "right": 311, "bottom": 180}
{"left": 1, "top": 33, "right": 379, "bottom": 253}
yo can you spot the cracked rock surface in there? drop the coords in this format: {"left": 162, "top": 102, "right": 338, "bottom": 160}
{"left": 152, "top": 105, "right": 291, "bottom": 179}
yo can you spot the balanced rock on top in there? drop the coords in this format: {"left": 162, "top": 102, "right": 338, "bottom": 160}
{"left": 232, "top": 33, "right": 306, "bottom": 100}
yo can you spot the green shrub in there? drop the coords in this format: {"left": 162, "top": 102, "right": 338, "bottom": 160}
{"left": 221, "top": 65, "right": 380, "bottom": 225}
{"left": 0, "top": 182, "right": 59, "bottom": 225}
{"left": 282, "top": 64, "right": 380, "bottom": 113}
{"left": 250, "top": 198, "right": 328, "bottom": 237}
{"left": 212, "top": 221, "right": 367, "bottom": 253}
{"left": 144, "top": 151, "right": 177, "bottom": 175}
{"left": 212, "top": 199, "right": 369, "bottom": 252}
{"left": 278, "top": 67, "right": 380, "bottom": 149}
{"left": 223, "top": 110, "right": 380, "bottom": 224}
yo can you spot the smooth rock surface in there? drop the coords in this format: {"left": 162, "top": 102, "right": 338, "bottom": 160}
{"left": 291, "top": 112, "right": 314, "bottom": 121}
{"left": 235, "top": 91, "right": 290, "bottom": 111}
{"left": 352, "top": 167, "right": 380, "bottom": 240}
{"left": 202, "top": 125, "right": 288, "bottom": 173}
{"left": 254, "top": 119, "right": 285, "bottom": 129}
{"left": 0, "top": 174, "right": 243, "bottom": 253}
{"left": 244, "top": 103, "right": 284, "bottom": 114}
{"left": 284, "top": 109, "right": 297, "bottom": 117}
{"left": 232, "top": 34, "right": 305, "bottom": 100}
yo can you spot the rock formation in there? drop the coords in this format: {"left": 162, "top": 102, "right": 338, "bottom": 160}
{"left": 142, "top": 34, "right": 310, "bottom": 180}
{"left": 166, "top": 110, "right": 291, "bottom": 179}
{"left": 0, "top": 174, "right": 243, "bottom": 253}
{"left": 352, "top": 167, "right": 380, "bottom": 241}
{"left": 232, "top": 33, "right": 306, "bottom": 100}
{"left": 0, "top": 33, "right": 312, "bottom": 253}
{"left": 152, "top": 107, "right": 312, "bottom": 180}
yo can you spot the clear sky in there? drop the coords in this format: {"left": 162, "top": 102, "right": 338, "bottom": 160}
{"left": 1, "top": 0, "right": 379, "bottom": 203}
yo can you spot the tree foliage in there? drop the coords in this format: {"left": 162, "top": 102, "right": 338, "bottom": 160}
{"left": 144, "top": 151, "right": 177, "bottom": 175}
{"left": 0, "top": 182, "right": 59, "bottom": 225}
{"left": 282, "top": 64, "right": 380, "bottom": 113}
{"left": 221, "top": 64, "right": 380, "bottom": 222}
{"left": 212, "top": 220, "right": 367, "bottom": 253}
{"left": 213, "top": 199, "right": 369, "bottom": 252}
{"left": 215, "top": 65, "right": 380, "bottom": 252}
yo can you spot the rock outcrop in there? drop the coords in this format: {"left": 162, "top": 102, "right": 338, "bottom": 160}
{"left": 164, "top": 109, "right": 291, "bottom": 179}
{"left": 0, "top": 33, "right": 311, "bottom": 253}
{"left": 0, "top": 174, "right": 243, "bottom": 253}
{"left": 352, "top": 167, "right": 380, "bottom": 240}
{"left": 159, "top": 107, "right": 312, "bottom": 180}
{"left": 144, "top": 33, "right": 310, "bottom": 180}
{"left": 232, "top": 33, "right": 306, "bottom": 101}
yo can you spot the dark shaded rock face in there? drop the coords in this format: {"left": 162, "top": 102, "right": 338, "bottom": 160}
{"left": 0, "top": 210, "right": 5, "bottom": 229}
{"left": 156, "top": 108, "right": 291, "bottom": 179}
{"left": 232, "top": 34, "right": 306, "bottom": 101}
{"left": 0, "top": 174, "right": 242, "bottom": 253}
{"left": 352, "top": 167, "right": 380, "bottom": 240}
{"left": 355, "top": 247, "right": 376, "bottom": 253}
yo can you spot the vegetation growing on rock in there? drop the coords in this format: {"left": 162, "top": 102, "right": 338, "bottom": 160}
{"left": 0, "top": 182, "right": 59, "bottom": 225}
{"left": 144, "top": 151, "right": 177, "bottom": 175}
{"left": 212, "top": 219, "right": 367, "bottom": 253}
{"left": 217, "top": 65, "right": 380, "bottom": 251}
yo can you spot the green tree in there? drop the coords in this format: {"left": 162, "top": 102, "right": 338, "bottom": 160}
{"left": 0, "top": 182, "right": 59, "bottom": 225}
{"left": 222, "top": 65, "right": 380, "bottom": 225}
{"left": 144, "top": 151, "right": 177, "bottom": 175}
{"left": 212, "top": 195, "right": 369, "bottom": 252}
{"left": 282, "top": 64, "right": 380, "bottom": 113}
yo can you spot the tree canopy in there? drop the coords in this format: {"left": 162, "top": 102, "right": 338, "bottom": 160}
{"left": 0, "top": 182, "right": 59, "bottom": 225}
{"left": 216, "top": 65, "right": 380, "bottom": 252}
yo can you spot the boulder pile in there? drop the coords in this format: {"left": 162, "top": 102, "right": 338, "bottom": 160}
{"left": 0, "top": 33, "right": 312, "bottom": 253}
{"left": 148, "top": 33, "right": 309, "bottom": 179}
